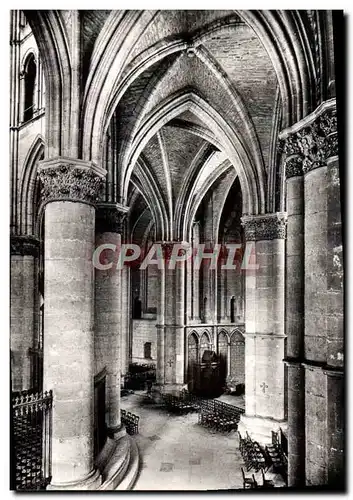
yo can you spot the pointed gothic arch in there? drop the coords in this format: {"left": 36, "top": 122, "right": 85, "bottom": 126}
{"left": 228, "top": 328, "right": 245, "bottom": 391}
{"left": 19, "top": 135, "right": 45, "bottom": 236}
{"left": 24, "top": 10, "right": 75, "bottom": 157}
{"left": 81, "top": 10, "right": 313, "bottom": 167}
{"left": 122, "top": 91, "right": 265, "bottom": 216}
{"left": 22, "top": 52, "right": 37, "bottom": 122}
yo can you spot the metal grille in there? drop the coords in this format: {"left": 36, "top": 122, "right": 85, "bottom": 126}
{"left": 11, "top": 390, "right": 52, "bottom": 491}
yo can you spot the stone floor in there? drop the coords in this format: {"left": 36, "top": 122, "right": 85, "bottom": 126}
{"left": 121, "top": 391, "right": 286, "bottom": 491}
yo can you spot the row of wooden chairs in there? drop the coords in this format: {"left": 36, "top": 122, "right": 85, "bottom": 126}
{"left": 264, "top": 432, "right": 288, "bottom": 482}
{"left": 241, "top": 467, "right": 275, "bottom": 489}
{"left": 161, "top": 393, "right": 199, "bottom": 414}
{"left": 239, "top": 431, "right": 269, "bottom": 473}
{"left": 179, "top": 389, "right": 202, "bottom": 411}
{"left": 198, "top": 400, "right": 244, "bottom": 432}
{"left": 121, "top": 409, "right": 139, "bottom": 435}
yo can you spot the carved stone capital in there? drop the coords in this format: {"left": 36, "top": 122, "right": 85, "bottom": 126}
{"left": 280, "top": 134, "right": 301, "bottom": 157}
{"left": 96, "top": 203, "right": 129, "bottom": 233}
{"left": 10, "top": 235, "right": 40, "bottom": 257}
{"left": 38, "top": 157, "right": 106, "bottom": 206}
{"left": 241, "top": 213, "right": 287, "bottom": 241}
{"left": 296, "top": 110, "right": 338, "bottom": 173}
{"left": 285, "top": 155, "right": 303, "bottom": 179}
{"left": 280, "top": 104, "right": 338, "bottom": 177}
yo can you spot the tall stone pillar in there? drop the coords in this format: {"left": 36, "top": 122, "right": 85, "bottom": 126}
{"left": 95, "top": 203, "right": 128, "bottom": 436}
{"left": 192, "top": 222, "right": 200, "bottom": 321}
{"left": 38, "top": 157, "right": 105, "bottom": 490}
{"left": 280, "top": 99, "right": 343, "bottom": 486}
{"left": 121, "top": 264, "right": 131, "bottom": 377}
{"left": 156, "top": 264, "right": 166, "bottom": 386}
{"left": 281, "top": 143, "right": 305, "bottom": 486}
{"left": 156, "top": 242, "right": 187, "bottom": 394}
{"left": 301, "top": 105, "right": 342, "bottom": 486}
{"left": 238, "top": 213, "right": 287, "bottom": 443}
{"left": 325, "top": 368, "right": 344, "bottom": 487}
{"left": 10, "top": 235, "right": 40, "bottom": 392}
{"left": 325, "top": 151, "right": 344, "bottom": 487}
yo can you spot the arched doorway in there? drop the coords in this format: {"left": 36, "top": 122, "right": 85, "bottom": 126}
{"left": 200, "top": 350, "right": 220, "bottom": 397}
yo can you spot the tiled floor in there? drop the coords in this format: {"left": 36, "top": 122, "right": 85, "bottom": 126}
{"left": 121, "top": 391, "right": 286, "bottom": 491}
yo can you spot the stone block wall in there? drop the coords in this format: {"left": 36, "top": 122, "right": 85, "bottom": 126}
{"left": 132, "top": 319, "right": 157, "bottom": 362}
{"left": 10, "top": 254, "right": 39, "bottom": 390}
{"left": 305, "top": 367, "right": 328, "bottom": 485}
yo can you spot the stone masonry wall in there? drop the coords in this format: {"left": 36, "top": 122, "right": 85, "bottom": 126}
{"left": 132, "top": 319, "right": 157, "bottom": 363}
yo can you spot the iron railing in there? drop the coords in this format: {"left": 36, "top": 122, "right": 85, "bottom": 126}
{"left": 11, "top": 390, "right": 52, "bottom": 491}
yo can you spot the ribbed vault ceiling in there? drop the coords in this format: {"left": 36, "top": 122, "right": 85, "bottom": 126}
{"left": 81, "top": 10, "right": 282, "bottom": 239}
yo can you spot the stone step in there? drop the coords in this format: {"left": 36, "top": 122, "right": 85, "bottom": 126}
{"left": 97, "top": 434, "right": 135, "bottom": 490}
{"left": 115, "top": 437, "right": 140, "bottom": 490}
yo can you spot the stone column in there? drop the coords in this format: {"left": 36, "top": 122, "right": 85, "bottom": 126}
{"left": 325, "top": 368, "right": 344, "bottom": 487}
{"left": 38, "top": 157, "right": 105, "bottom": 490}
{"left": 218, "top": 263, "right": 226, "bottom": 322}
{"left": 301, "top": 106, "right": 342, "bottom": 486}
{"left": 120, "top": 264, "right": 131, "bottom": 377}
{"left": 156, "top": 242, "right": 187, "bottom": 394}
{"left": 10, "top": 235, "right": 40, "bottom": 392}
{"left": 325, "top": 150, "right": 344, "bottom": 486}
{"left": 281, "top": 141, "right": 305, "bottom": 486}
{"left": 238, "top": 213, "right": 287, "bottom": 443}
{"left": 280, "top": 100, "right": 343, "bottom": 486}
{"left": 94, "top": 203, "right": 128, "bottom": 436}
{"left": 192, "top": 223, "right": 200, "bottom": 321}
{"left": 156, "top": 263, "right": 166, "bottom": 386}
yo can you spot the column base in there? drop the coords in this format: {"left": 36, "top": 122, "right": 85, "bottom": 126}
{"left": 96, "top": 434, "right": 139, "bottom": 490}
{"left": 107, "top": 424, "right": 126, "bottom": 440}
{"left": 47, "top": 468, "right": 102, "bottom": 491}
{"left": 238, "top": 414, "right": 288, "bottom": 445}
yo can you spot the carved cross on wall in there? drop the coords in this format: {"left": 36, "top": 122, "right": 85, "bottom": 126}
{"left": 167, "top": 359, "right": 173, "bottom": 367}
{"left": 260, "top": 382, "right": 268, "bottom": 394}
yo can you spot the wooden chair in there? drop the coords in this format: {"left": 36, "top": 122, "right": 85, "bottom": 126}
{"left": 260, "top": 469, "right": 275, "bottom": 488}
{"left": 241, "top": 467, "right": 256, "bottom": 489}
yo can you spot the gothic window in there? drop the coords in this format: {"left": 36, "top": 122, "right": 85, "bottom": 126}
{"left": 230, "top": 296, "right": 236, "bottom": 323}
{"left": 19, "top": 11, "right": 27, "bottom": 28}
{"left": 23, "top": 54, "right": 36, "bottom": 122}
{"left": 133, "top": 297, "right": 142, "bottom": 319}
